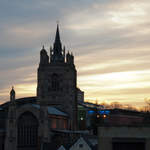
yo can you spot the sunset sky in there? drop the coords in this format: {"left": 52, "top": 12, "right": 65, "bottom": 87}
{"left": 0, "top": 0, "right": 150, "bottom": 108}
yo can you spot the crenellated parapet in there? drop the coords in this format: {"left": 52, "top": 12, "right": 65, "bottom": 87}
{"left": 39, "top": 24, "right": 74, "bottom": 67}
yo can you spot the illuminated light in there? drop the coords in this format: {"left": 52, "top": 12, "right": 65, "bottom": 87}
{"left": 80, "top": 117, "right": 84, "bottom": 120}
{"left": 97, "top": 115, "right": 100, "bottom": 118}
{"left": 99, "top": 110, "right": 110, "bottom": 115}
{"left": 99, "top": 110, "right": 104, "bottom": 115}
{"left": 103, "top": 115, "right": 107, "bottom": 118}
{"left": 105, "top": 110, "right": 110, "bottom": 115}
{"left": 88, "top": 110, "right": 94, "bottom": 114}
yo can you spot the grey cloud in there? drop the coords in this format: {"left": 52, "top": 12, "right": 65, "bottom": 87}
{"left": 1, "top": 0, "right": 150, "bottom": 106}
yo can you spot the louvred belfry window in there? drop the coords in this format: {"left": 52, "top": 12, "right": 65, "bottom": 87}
{"left": 51, "top": 73, "right": 60, "bottom": 91}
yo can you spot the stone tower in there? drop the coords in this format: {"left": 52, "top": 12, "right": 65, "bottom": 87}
{"left": 5, "top": 87, "right": 17, "bottom": 150}
{"left": 37, "top": 25, "right": 77, "bottom": 130}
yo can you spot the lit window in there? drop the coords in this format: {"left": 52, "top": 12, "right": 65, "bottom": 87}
{"left": 97, "top": 115, "right": 100, "bottom": 118}
{"left": 103, "top": 114, "right": 107, "bottom": 118}
{"left": 80, "top": 117, "right": 84, "bottom": 120}
{"left": 51, "top": 118, "right": 57, "bottom": 129}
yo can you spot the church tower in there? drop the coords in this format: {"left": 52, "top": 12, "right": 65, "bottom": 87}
{"left": 37, "top": 25, "right": 77, "bottom": 130}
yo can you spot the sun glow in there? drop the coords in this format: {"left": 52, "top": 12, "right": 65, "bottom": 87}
{"left": 15, "top": 83, "right": 36, "bottom": 95}
{"left": 110, "top": 3, "right": 147, "bottom": 27}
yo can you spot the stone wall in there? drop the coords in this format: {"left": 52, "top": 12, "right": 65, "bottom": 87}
{"left": 98, "top": 126, "right": 150, "bottom": 150}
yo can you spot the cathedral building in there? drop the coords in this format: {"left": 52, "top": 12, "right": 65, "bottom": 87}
{"left": 0, "top": 25, "right": 79, "bottom": 150}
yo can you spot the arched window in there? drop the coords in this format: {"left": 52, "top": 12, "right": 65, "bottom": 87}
{"left": 17, "top": 112, "right": 38, "bottom": 150}
{"left": 51, "top": 74, "right": 59, "bottom": 91}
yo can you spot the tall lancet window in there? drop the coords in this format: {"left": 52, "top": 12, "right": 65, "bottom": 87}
{"left": 51, "top": 73, "right": 60, "bottom": 91}
{"left": 17, "top": 112, "right": 38, "bottom": 149}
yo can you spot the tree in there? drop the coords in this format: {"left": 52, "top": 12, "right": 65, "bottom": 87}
{"left": 141, "top": 98, "right": 150, "bottom": 112}
{"left": 110, "top": 102, "right": 123, "bottom": 109}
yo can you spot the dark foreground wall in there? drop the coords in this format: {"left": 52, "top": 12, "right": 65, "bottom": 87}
{"left": 98, "top": 126, "right": 150, "bottom": 150}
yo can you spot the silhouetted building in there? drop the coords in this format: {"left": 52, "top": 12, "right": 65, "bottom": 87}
{"left": 0, "top": 25, "right": 80, "bottom": 150}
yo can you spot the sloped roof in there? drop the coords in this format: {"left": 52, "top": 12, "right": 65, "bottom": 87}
{"left": 41, "top": 136, "right": 97, "bottom": 150}
{"left": 31, "top": 104, "right": 68, "bottom": 117}
{"left": 58, "top": 145, "right": 67, "bottom": 150}
{"left": 0, "top": 96, "right": 37, "bottom": 109}
{"left": 32, "top": 104, "right": 40, "bottom": 109}
{"left": 68, "top": 136, "right": 97, "bottom": 150}
{"left": 0, "top": 97, "right": 68, "bottom": 117}
{"left": 47, "top": 106, "right": 68, "bottom": 117}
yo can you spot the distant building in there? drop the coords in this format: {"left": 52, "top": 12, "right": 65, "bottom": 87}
{"left": 100, "top": 108, "right": 145, "bottom": 126}
{"left": 0, "top": 25, "right": 84, "bottom": 150}
{"left": 78, "top": 107, "right": 147, "bottom": 134}
{"left": 78, "top": 102, "right": 104, "bottom": 131}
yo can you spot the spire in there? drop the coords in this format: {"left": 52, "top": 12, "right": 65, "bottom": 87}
{"left": 10, "top": 86, "right": 15, "bottom": 102}
{"left": 10, "top": 86, "right": 15, "bottom": 94}
{"left": 53, "top": 23, "right": 62, "bottom": 54}
{"left": 55, "top": 24, "right": 61, "bottom": 43}
{"left": 51, "top": 24, "right": 65, "bottom": 63}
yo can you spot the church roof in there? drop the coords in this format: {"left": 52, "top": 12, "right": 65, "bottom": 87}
{"left": 0, "top": 97, "right": 68, "bottom": 117}
{"left": 47, "top": 106, "right": 68, "bottom": 117}
{"left": 0, "top": 97, "right": 37, "bottom": 109}
{"left": 31, "top": 104, "right": 68, "bottom": 117}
